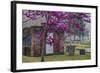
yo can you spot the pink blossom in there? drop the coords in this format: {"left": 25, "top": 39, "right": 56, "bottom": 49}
{"left": 76, "top": 24, "right": 80, "bottom": 28}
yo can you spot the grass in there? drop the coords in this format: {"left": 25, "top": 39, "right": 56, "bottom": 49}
{"left": 22, "top": 53, "right": 91, "bottom": 63}
{"left": 66, "top": 40, "right": 91, "bottom": 49}
{"left": 75, "top": 44, "right": 90, "bottom": 49}
{"left": 22, "top": 40, "right": 91, "bottom": 63}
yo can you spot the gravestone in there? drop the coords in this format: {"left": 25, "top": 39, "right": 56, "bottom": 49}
{"left": 67, "top": 46, "right": 75, "bottom": 56}
{"left": 80, "top": 49, "right": 85, "bottom": 55}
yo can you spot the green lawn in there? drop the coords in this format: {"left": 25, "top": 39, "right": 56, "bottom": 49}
{"left": 66, "top": 40, "right": 91, "bottom": 49}
{"left": 75, "top": 41, "right": 91, "bottom": 49}
{"left": 22, "top": 40, "right": 91, "bottom": 63}
{"left": 22, "top": 53, "right": 91, "bottom": 63}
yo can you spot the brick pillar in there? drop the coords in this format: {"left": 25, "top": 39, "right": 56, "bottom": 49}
{"left": 53, "top": 33, "right": 60, "bottom": 54}
{"left": 59, "top": 38, "right": 64, "bottom": 53}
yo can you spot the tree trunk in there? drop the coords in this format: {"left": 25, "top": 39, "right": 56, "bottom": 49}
{"left": 31, "top": 28, "right": 35, "bottom": 56}
{"left": 41, "top": 30, "right": 47, "bottom": 62}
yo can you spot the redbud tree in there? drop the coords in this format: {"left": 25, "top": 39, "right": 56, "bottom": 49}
{"left": 23, "top": 10, "right": 90, "bottom": 45}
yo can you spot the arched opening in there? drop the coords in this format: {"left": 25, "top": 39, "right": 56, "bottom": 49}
{"left": 23, "top": 47, "right": 31, "bottom": 56}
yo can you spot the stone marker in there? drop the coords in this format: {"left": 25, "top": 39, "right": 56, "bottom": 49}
{"left": 67, "top": 46, "right": 75, "bottom": 56}
{"left": 80, "top": 49, "right": 85, "bottom": 55}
